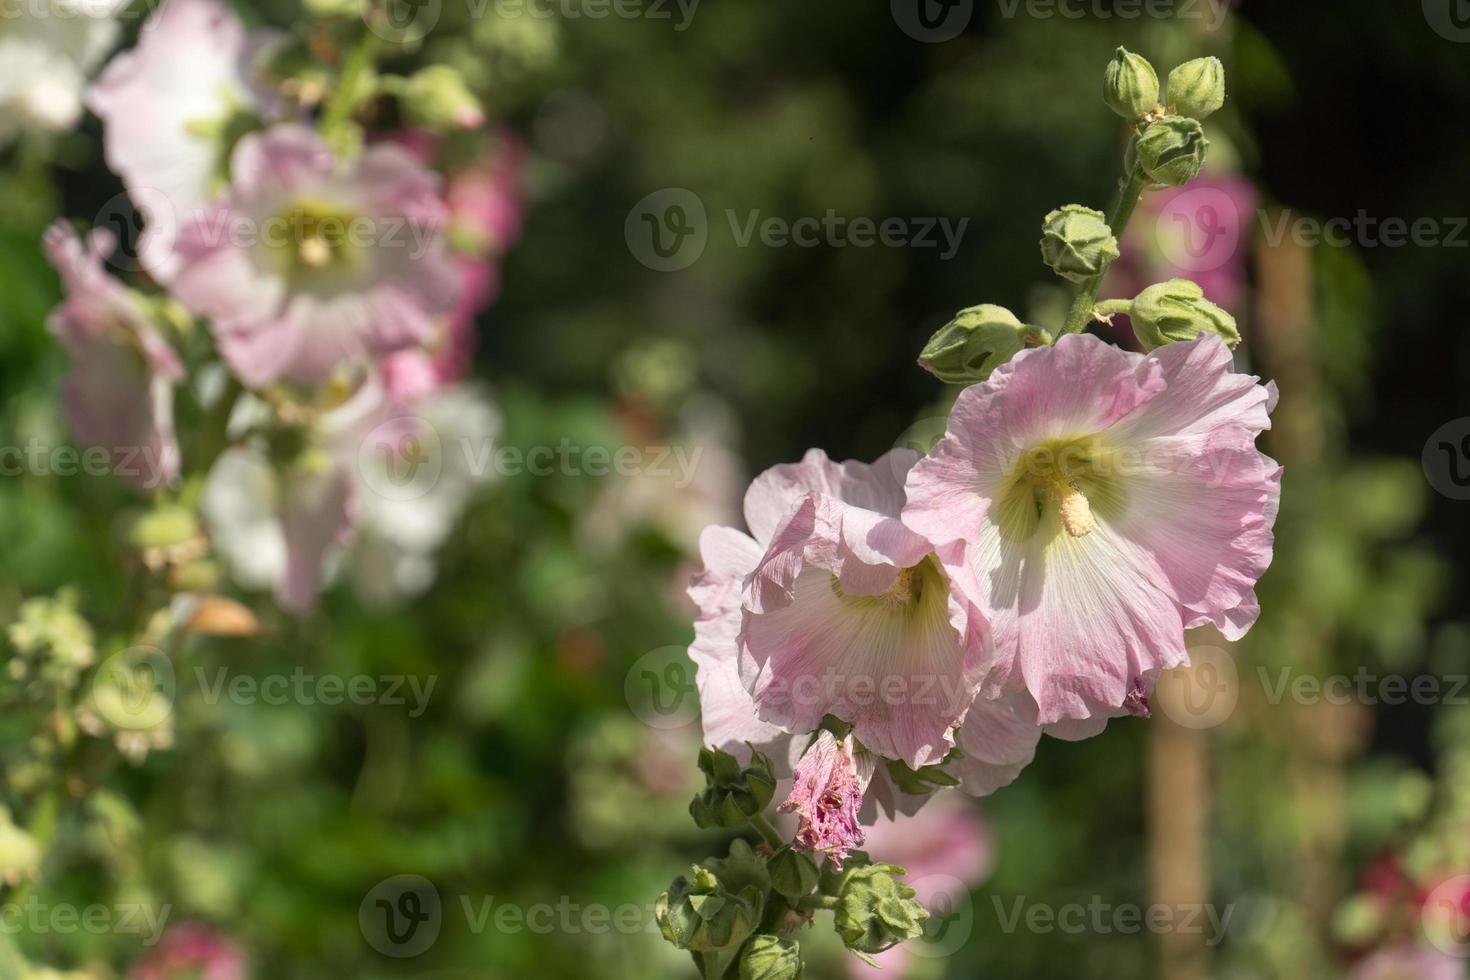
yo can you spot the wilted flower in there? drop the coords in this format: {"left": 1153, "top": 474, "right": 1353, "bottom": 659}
{"left": 43, "top": 224, "right": 183, "bottom": 491}
{"left": 0, "top": 0, "right": 124, "bottom": 145}
{"left": 88, "top": 0, "right": 282, "bottom": 234}
{"left": 169, "top": 124, "right": 459, "bottom": 387}
{"left": 780, "top": 731, "right": 871, "bottom": 869}
{"left": 903, "top": 332, "right": 1280, "bottom": 725}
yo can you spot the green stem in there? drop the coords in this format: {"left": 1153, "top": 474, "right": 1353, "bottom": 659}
{"left": 1092, "top": 298, "right": 1134, "bottom": 318}
{"left": 795, "top": 895, "right": 840, "bottom": 913}
{"left": 1060, "top": 164, "right": 1147, "bottom": 336}
{"left": 321, "top": 31, "right": 382, "bottom": 139}
{"left": 748, "top": 813, "right": 785, "bottom": 850}
{"left": 697, "top": 951, "right": 721, "bottom": 980}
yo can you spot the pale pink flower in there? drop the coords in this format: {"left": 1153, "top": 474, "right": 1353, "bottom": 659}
{"left": 780, "top": 730, "right": 872, "bottom": 869}
{"left": 169, "top": 124, "right": 459, "bottom": 387}
{"left": 130, "top": 921, "right": 246, "bottom": 980}
{"left": 739, "top": 450, "right": 987, "bottom": 769}
{"left": 903, "top": 332, "right": 1280, "bottom": 725}
{"left": 88, "top": 0, "right": 282, "bottom": 273}
{"left": 42, "top": 223, "right": 182, "bottom": 490}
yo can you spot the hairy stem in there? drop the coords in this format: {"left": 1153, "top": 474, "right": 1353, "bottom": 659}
{"left": 1060, "top": 163, "right": 1147, "bottom": 336}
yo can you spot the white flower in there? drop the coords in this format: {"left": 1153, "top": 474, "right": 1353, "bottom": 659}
{"left": 0, "top": 0, "right": 125, "bottom": 144}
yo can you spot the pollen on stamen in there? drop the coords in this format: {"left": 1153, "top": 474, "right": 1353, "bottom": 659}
{"left": 299, "top": 236, "right": 332, "bottom": 268}
{"left": 1058, "top": 486, "right": 1096, "bottom": 538}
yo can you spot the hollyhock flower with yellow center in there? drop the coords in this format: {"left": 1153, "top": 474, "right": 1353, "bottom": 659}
{"left": 903, "top": 332, "right": 1280, "bottom": 725}
{"left": 690, "top": 448, "right": 987, "bottom": 773}
{"left": 169, "top": 124, "right": 459, "bottom": 387}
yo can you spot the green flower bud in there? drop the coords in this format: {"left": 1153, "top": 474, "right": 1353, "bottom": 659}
{"left": 129, "top": 505, "right": 200, "bottom": 552}
{"left": 1104, "top": 47, "right": 1160, "bottom": 119}
{"left": 1134, "top": 116, "right": 1209, "bottom": 187}
{"left": 391, "top": 66, "right": 486, "bottom": 131}
{"left": 656, "top": 840, "right": 768, "bottom": 952}
{"left": 768, "top": 847, "right": 821, "bottom": 900}
{"left": 739, "top": 935, "right": 803, "bottom": 980}
{"left": 832, "top": 862, "right": 929, "bottom": 955}
{"left": 689, "top": 746, "right": 776, "bottom": 829}
{"left": 1129, "top": 279, "right": 1240, "bottom": 350}
{"left": 1166, "top": 57, "right": 1225, "bottom": 120}
{"left": 918, "top": 305, "right": 1036, "bottom": 385}
{"left": 1040, "top": 205, "right": 1120, "bottom": 284}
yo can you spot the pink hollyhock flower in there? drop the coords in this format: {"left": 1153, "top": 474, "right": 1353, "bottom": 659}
{"left": 903, "top": 332, "right": 1280, "bottom": 726}
{"left": 88, "top": 0, "right": 282, "bottom": 270}
{"left": 169, "top": 124, "right": 459, "bottom": 387}
{"left": 130, "top": 921, "right": 246, "bottom": 980}
{"left": 780, "top": 730, "right": 872, "bottom": 868}
{"left": 1346, "top": 944, "right": 1464, "bottom": 980}
{"left": 42, "top": 223, "right": 182, "bottom": 490}
{"left": 689, "top": 449, "right": 987, "bottom": 772}
{"left": 740, "top": 450, "right": 987, "bottom": 769}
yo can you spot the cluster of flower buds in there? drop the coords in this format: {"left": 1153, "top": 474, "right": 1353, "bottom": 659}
{"left": 656, "top": 746, "right": 930, "bottom": 976}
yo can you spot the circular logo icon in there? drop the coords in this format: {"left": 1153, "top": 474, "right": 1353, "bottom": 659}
{"left": 1424, "top": 0, "right": 1470, "bottom": 42}
{"left": 907, "top": 873, "right": 975, "bottom": 959}
{"left": 360, "top": 875, "right": 442, "bottom": 958}
{"left": 1153, "top": 186, "right": 1244, "bottom": 276}
{"left": 90, "top": 646, "right": 175, "bottom": 732}
{"left": 1423, "top": 874, "right": 1470, "bottom": 958}
{"left": 94, "top": 187, "right": 178, "bottom": 275}
{"left": 362, "top": 0, "right": 442, "bottom": 42}
{"left": 891, "top": 0, "right": 973, "bottom": 42}
{"left": 357, "top": 415, "right": 445, "bottom": 503}
{"left": 625, "top": 646, "right": 700, "bottom": 731}
{"left": 1156, "top": 645, "right": 1238, "bottom": 729}
{"left": 625, "top": 188, "right": 708, "bottom": 272}
{"left": 1423, "top": 418, "right": 1470, "bottom": 501}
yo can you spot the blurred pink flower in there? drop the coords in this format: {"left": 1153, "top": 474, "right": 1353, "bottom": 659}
{"left": 43, "top": 222, "right": 182, "bottom": 491}
{"left": 375, "top": 129, "right": 525, "bottom": 382}
{"left": 781, "top": 730, "right": 871, "bottom": 869}
{"left": 903, "top": 333, "right": 1280, "bottom": 726}
{"left": 88, "top": 0, "right": 282, "bottom": 266}
{"left": 131, "top": 922, "right": 247, "bottom": 980}
{"left": 1105, "top": 172, "right": 1258, "bottom": 321}
{"left": 170, "top": 124, "right": 458, "bottom": 387}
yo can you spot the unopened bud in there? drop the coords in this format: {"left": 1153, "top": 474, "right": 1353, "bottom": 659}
{"left": 1040, "top": 205, "right": 1120, "bottom": 284}
{"left": 1104, "top": 47, "right": 1160, "bottom": 119}
{"left": 393, "top": 66, "right": 485, "bottom": 131}
{"left": 918, "top": 304, "right": 1035, "bottom": 384}
{"left": 689, "top": 746, "right": 776, "bottom": 829}
{"left": 1134, "top": 116, "right": 1209, "bottom": 187}
{"left": 1130, "top": 279, "right": 1240, "bottom": 350}
{"left": 1166, "top": 57, "right": 1226, "bottom": 120}
{"left": 739, "top": 935, "right": 803, "bottom": 980}
{"left": 832, "top": 862, "right": 929, "bottom": 955}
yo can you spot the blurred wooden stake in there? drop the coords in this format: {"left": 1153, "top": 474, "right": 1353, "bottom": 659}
{"left": 1149, "top": 711, "right": 1210, "bottom": 980}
